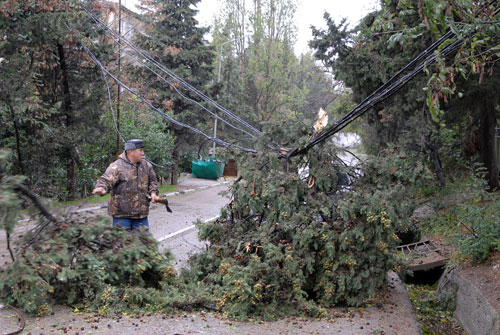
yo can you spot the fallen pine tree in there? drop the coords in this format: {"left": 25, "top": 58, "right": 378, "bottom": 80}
{"left": 0, "top": 150, "right": 209, "bottom": 316}
{"left": 0, "top": 134, "right": 432, "bottom": 318}
{"left": 0, "top": 214, "right": 181, "bottom": 315}
{"left": 189, "top": 138, "right": 432, "bottom": 319}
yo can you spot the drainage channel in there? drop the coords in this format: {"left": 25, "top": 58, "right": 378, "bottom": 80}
{"left": 396, "top": 236, "right": 465, "bottom": 334}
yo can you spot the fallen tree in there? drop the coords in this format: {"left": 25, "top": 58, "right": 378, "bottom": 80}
{"left": 0, "top": 136, "right": 433, "bottom": 318}
{"left": 0, "top": 214, "right": 179, "bottom": 316}
{"left": 190, "top": 140, "right": 432, "bottom": 319}
{"left": 0, "top": 148, "right": 212, "bottom": 316}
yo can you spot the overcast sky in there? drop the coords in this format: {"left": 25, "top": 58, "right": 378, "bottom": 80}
{"left": 117, "top": 0, "right": 379, "bottom": 55}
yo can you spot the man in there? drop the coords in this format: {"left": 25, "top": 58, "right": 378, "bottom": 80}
{"left": 92, "top": 139, "right": 160, "bottom": 230}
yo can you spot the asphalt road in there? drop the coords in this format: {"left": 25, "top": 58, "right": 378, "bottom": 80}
{"left": 77, "top": 180, "right": 231, "bottom": 269}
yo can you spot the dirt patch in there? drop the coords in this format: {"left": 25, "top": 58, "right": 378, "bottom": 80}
{"left": 459, "top": 252, "right": 500, "bottom": 314}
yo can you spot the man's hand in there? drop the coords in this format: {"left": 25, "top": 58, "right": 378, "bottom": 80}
{"left": 151, "top": 193, "right": 160, "bottom": 203}
{"left": 92, "top": 187, "right": 107, "bottom": 196}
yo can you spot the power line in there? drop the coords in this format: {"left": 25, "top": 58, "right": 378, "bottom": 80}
{"left": 287, "top": 8, "right": 499, "bottom": 159}
{"left": 82, "top": 7, "right": 264, "bottom": 138}
{"left": 70, "top": 29, "right": 257, "bottom": 153}
{"left": 89, "top": 20, "right": 260, "bottom": 140}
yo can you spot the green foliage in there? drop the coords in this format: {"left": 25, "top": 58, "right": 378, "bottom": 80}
{"left": 310, "top": 0, "right": 436, "bottom": 157}
{"left": 310, "top": 0, "right": 500, "bottom": 190}
{"left": 0, "top": 0, "right": 114, "bottom": 200}
{"left": 134, "top": 0, "right": 215, "bottom": 181}
{"left": 212, "top": 0, "right": 337, "bottom": 132}
{"left": 453, "top": 203, "right": 500, "bottom": 263}
{"left": 0, "top": 149, "right": 24, "bottom": 234}
{"left": 421, "top": 161, "right": 500, "bottom": 263}
{"left": 190, "top": 136, "right": 432, "bottom": 319}
{"left": 0, "top": 215, "right": 178, "bottom": 316}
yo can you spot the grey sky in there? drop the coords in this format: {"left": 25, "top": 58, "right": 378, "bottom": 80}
{"left": 115, "top": 0, "right": 378, "bottom": 55}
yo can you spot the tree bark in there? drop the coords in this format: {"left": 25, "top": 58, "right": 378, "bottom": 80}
{"left": 477, "top": 98, "right": 499, "bottom": 190}
{"left": 7, "top": 102, "right": 24, "bottom": 175}
{"left": 57, "top": 43, "right": 76, "bottom": 199}
{"left": 170, "top": 140, "right": 180, "bottom": 185}
{"left": 430, "top": 145, "right": 445, "bottom": 185}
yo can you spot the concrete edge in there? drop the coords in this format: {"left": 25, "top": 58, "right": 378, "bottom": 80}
{"left": 389, "top": 271, "right": 422, "bottom": 335}
{"left": 43, "top": 180, "right": 231, "bottom": 217}
{"left": 438, "top": 268, "right": 500, "bottom": 335}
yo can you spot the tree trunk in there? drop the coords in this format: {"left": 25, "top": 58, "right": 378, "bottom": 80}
{"left": 57, "top": 43, "right": 76, "bottom": 199}
{"left": 7, "top": 102, "right": 24, "bottom": 174}
{"left": 170, "top": 141, "right": 180, "bottom": 185}
{"left": 478, "top": 98, "right": 499, "bottom": 190}
{"left": 430, "top": 145, "right": 445, "bottom": 186}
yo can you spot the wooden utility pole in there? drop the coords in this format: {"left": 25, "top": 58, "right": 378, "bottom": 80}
{"left": 116, "top": 0, "right": 122, "bottom": 158}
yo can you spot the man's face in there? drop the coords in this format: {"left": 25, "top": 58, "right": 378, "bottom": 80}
{"left": 128, "top": 148, "right": 144, "bottom": 163}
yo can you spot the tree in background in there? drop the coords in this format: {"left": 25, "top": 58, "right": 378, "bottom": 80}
{"left": 134, "top": 0, "right": 215, "bottom": 185}
{"left": 212, "top": 0, "right": 339, "bottom": 138}
{"left": 0, "top": 0, "right": 113, "bottom": 199}
{"left": 310, "top": 0, "right": 500, "bottom": 188}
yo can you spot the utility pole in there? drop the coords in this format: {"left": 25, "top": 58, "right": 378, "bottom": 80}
{"left": 116, "top": 0, "right": 122, "bottom": 158}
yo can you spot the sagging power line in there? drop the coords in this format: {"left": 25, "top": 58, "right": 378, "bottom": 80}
{"left": 82, "top": 7, "right": 264, "bottom": 139}
{"left": 85, "top": 17, "right": 260, "bottom": 141}
{"left": 71, "top": 28, "right": 257, "bottom": 153}
{"left": 286, "top": 6, "right": 500, "bottom": 159}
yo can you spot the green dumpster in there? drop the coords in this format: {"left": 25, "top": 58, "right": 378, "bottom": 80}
{"left": 192, "top": 157, "right": 225, "bottom": 180}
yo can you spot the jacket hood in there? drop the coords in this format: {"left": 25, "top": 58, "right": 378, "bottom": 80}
{"left": 119, "top": 151, "right": 146, "bottom": 166}
{"left": 119, "top": 152, "right": 134, "bottom": 165}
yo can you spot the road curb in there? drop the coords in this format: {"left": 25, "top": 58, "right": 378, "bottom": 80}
{"left": 162, "top": 181, "right": 230, "bottom": 198}
{"left": 69, "top": 180, "right": 230, "bottom": 215}
{"left": 438, "top": 268, "right": 500, "bottom": 335}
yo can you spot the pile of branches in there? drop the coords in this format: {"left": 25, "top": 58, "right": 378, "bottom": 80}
{"left": 190, "top": 143, "right": 432, "bottom": 319}
{"left": 0, "top": 142, "right": 433, "bottom": 319}
{"left": 0, "top": 214, "right": 179, "bottom": 315}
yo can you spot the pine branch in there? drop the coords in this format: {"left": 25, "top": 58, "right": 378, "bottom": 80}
{"left": 14, "top": 183, "right": 56, "bottom": 222}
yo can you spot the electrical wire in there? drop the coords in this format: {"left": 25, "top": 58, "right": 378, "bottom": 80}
{"left": 98, "top": 57, "right": 171, "bottom": 169}
{"left": 71, "top": 29, "right": 257, "bottom": 153}
{"left": 81, "top": 6, "right": 281, "bottom": 152}
{"left": 90, "top": 21, "right": 259, "bottom": 140}
{"left": 287, "top": 7, "right": 499, "bottom": 158}
{"left": 82, "top": 7, "right": 263, "bottom": 137}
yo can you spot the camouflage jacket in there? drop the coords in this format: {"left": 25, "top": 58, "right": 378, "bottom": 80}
{"left": 95, "top": 152, "right": 159, "bottom": 219}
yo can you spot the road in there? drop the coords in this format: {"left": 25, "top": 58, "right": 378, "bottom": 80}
{"left": 72, "top": 178, "right": 231, "bottom": 270}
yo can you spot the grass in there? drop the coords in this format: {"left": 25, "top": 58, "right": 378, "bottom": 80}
{"left": 53, "top": 185, "right": 178, "bottom": 208}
